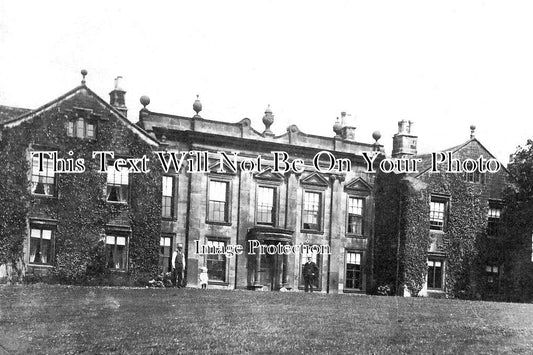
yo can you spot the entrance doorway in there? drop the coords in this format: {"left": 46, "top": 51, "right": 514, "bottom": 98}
{"left": 246, "top": 226, "right": 293, "bottom": 291}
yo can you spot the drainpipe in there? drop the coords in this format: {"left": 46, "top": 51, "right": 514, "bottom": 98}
{"left": 395, "top": 188, "right": 402, "bottom": 295}
{"left": 184, "top": 142, "right": 193, "bottom": 286}
{"left": 326, "top": 176, "right": 335, "bottom": 293}
{"left": 234, "top": 168, "right": 243, "bottom": 288}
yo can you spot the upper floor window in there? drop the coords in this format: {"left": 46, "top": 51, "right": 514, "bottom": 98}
{"left": 162, "top": 176, "right": 175, "bottom": 219}
{"left": 347, "top": 197, "right": 364, "bottom": 236}
{"left": 105, "top": 235, "right": 128, "bottom": 270}
{"left": 430, "top": 197, "right": 448, "bottom": 231}
{"left": 106, "top": 163, "right": 129, "bottom": 203}
{"left": 302, "top": 191, "right": 322, "bottom": 231}
{"left": 256, "top": 186, "right": 275, "bottom": 225}
{"left": 487, "top": 205, "right": 501, "bottom": 236}
{"left": 29, "top": 226, "right": 54, "bottom": 265}
{"left": 465, "top": 171, "right": 485, "bottom": 184}
{"left": 208, "top": 180, "right": 230, "bottom": 223}
{"left": 31, "top": 154, "right": 56, "bottom": 196}
{"left": 67, "top": 117, "right": 95, "bottom": 139}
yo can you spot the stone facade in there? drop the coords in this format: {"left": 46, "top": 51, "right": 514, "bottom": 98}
{"left": 0, "top": 75, "right": 523, "bottom": 299}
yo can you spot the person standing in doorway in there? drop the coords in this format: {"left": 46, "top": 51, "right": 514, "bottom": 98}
{"left": 302, "top": 256, "right": 319, "bottom": 292}
{"left": 172, "top": 243, "right": 186, "bottom": 288}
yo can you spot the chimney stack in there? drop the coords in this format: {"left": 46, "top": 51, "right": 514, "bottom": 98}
{"left": 340, "top": 112, "right": 356, "bottom": 141}
{"left": 392, "top": 119, "right": 417, "bottom": 158}
{"left": 109, "top": 76, "right": 127, "bottom": 117}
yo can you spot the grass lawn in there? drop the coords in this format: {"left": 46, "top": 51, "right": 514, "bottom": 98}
{"left": 1, "top": 285, "right": 532, "bottom": 354}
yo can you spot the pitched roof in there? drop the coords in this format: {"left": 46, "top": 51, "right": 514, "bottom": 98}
{"left": 1, "top": 85, "right": 159, "bottom": 146}
{"left": 0, "top": 105, "right": 31, "bottom": 124}
{"left": 414, "top": 138, "right": 511, "bottom": 178}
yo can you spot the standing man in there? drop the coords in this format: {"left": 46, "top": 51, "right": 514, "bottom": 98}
{"left": 172, "top": 243, "right": 186, "bottom": 288}
{"left": 302, "top": 256, "right": 319, "bottom": 292}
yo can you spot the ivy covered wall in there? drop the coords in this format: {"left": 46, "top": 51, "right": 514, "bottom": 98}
{"left": 0, "top": 88, "right": 162, "bottom": 284}
{"left": 374, "top": 140, "right": 512, "bottom": 299}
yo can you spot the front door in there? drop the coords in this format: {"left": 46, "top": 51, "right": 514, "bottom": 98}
{"left": 259, "top": 252, "right": 284, "bottom": 290}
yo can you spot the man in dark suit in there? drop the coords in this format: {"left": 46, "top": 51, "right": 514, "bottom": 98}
{"left": 302, "top": 257, "right": 319, "bottom": 292}
{"left": 172, "top": 243, "right": 186, "bottom": 287}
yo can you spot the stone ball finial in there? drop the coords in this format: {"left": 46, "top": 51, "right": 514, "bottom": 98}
{"left": 140, "top": 95, "right": 150, "bottom": 108}
{"left": 333, "top": 117, "right": 342, "bottom": 136}
{"left": 372, "top": 130, "right": 382, "bottom": 142}
{"left": 193, "top": 95, "right": 202, "bottom": 118}
{"left": 470, "top": 124, "right": 476, "bottom": 139}
{"left": 81, "top": 69, "right": 88, "bottom": 85}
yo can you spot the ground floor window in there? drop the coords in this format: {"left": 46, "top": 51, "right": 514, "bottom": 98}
{"left": 206, "top": 239, "right": 227, "bottom": 282}
{"left": 345, "top": 251, "right": 362, "bottom": 290}
{"left": 427, "top": 259, "right": 443, "bottom": 289}
{"left": 486, "top": 265, "right": 500, "bottom": 292}
{"left": 105, "top": 235, "right": 128, "bottom": 270}
{"left": 29, "top": 226, "right": 54, "bottom": 265}
{"left": 159, "top": 236, "right": 173, "bottom": 273}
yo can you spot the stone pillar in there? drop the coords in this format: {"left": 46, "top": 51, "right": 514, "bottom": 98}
{"left": 253, "top": 253, "right": 262, "bottom": 288}
{"left": 284, "top": 172, "right": 300, "bottom": 289}
{"left": 282, "top": 252, "right": 289, "bottom": 287}
{"left": 329, "top": 175, "right": 344, "bottom": 294}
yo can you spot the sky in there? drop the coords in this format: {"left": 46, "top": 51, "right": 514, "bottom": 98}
{"left": 1, "top": 1, "right": 533, "bottom": 163}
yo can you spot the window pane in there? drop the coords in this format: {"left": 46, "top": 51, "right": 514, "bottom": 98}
{"left": 86, "top": 123, "right": 95, "bottom": 138}
{"left": 67, "top": 121, "right": 74, "bottom": 136}
{"left": 207, "top": 240, "right": 226, "bottom": 282}
{"left": 427, "top": 259, "right": 443, "bottom": 289}
{"left": 347, "top": 198, "right": 364, "bottom": 235}
{"left": 107, "top": 163, "right": 129, "bottom": 202}
{"left": 105, "top": 235, "right": 128, "bottom": 270}
{"left": 41, "top": 230, "right": 52, "bottom": 240}
{"left": 76, "top": 117, "right": 85, "bottom": 137}
{"left": 345, "top": 251, "right": 362, "bottom": 289}
{"left": 209, "top": 181, "right": 227, "bottom": 201}
{"left": 29, "top": 227, "right": 53, "bottom": 265}
{"left": 31, "top": 155, "right": 55, "bottom": 196}
{"left": 303, "top": 191, "right": 321, "bottom": 229}
{"left": 208, "top": 181, "right": 228, "bottom": 222}
{"left": 162, "top": 176, "right": 173, "bottom": 196}
{"left": 162, "top": 176, "right": 174, "bottom": 218}
{"left": 430, "top": 200, "right": 446, "bottom": 230}
{"left": 257, "top": 186, "right": 275, "bottom": 224}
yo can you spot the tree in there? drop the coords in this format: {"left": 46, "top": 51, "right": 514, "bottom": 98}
{"left": 501, "top": 140, "right": 533, "bottom": 302}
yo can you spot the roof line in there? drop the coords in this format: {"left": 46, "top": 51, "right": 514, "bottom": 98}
{"left": 2, "top": 85, "right": 160, "bottom": 147}
{"left": 414, "top": 138, "right": 512, "bottom": 178}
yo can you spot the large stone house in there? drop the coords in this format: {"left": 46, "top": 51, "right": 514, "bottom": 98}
{"left": 1, "top": 72, "right": 529, "bottom": 299}
{"left": 0, "top": 72, "right": 385, "bottom": 294}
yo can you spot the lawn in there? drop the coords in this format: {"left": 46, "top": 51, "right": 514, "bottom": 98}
{"left": 0, "top": 285, "right": 532, "bottom": 354}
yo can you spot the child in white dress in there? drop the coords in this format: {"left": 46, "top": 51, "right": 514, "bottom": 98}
{"left": 199, "top": 266, "right": 208, "bottom": 289}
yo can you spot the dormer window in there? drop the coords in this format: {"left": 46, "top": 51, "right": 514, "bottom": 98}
{"left": 67, "top": 116, "right": 95, "bottom": 139}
